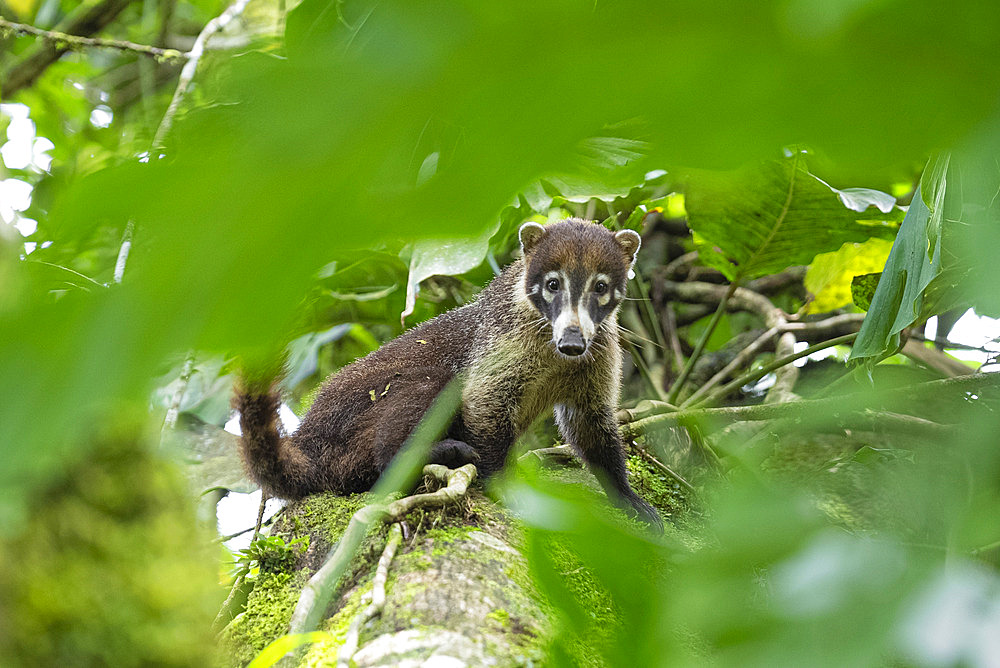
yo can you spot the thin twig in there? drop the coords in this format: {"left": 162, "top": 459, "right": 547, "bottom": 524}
{"left": 663, "top": 301, "right": 685, "bottom": 376}
{"left": 31, "top": 261, "right": 106, "bottom": 290}
{"left": 253, "top": 492, "right": 268, "bottom": 540}
{"left": 217, "top": 508, "right": 283, "bottom": 542}
{"left": 0, "top": 16, "right": 185, "bottom": 60}
{"left": 695, "top": 333, "right": 858, "bottom": 408}
{"left": 631, "top": 441, "right": 696, "bottom": 495}
{"left": 152, "top": 0, "right": 252, "bottom": 148}
{"left": 667, "top": 280, "right": 740, "bottom": 403}
{"left": 682, "top": 326, "right": 780, "bottom": 407}
{"left": 2, "top": 0, "right": 134, "bottom": 96}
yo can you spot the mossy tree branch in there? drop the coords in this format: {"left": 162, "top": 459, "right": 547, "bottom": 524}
{"left": 287, "top": 463, "right": 478, "bottom": 637}
{"left": 0, "top": 17, "right": 184, "bottom": 62}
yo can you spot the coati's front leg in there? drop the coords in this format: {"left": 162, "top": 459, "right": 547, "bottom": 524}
{"left": 555, "top": 402, "right": 663, "bottom": 530}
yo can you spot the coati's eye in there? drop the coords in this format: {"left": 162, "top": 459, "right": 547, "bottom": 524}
{"left": 546, "top": 278, "right": 560, "bottom": 291}
{"left": 594, "top": 281, "right": 608, "bottom": 295}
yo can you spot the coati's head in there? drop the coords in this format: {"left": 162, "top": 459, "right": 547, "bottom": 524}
{"left": 518, "top": 219, "right": 640, "bottom": 358}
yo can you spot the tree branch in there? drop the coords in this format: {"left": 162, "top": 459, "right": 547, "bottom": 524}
{"left": 1, "top": 0, "right": 135, "bottom": 97}
{"left": 621, "top": 372, "right": 1000, "bottom": 441}
{"left": 287, "top": 464, "right": 477, "bottom": 637}
{"left": 0, "top": 17, "right": 184, "bottom": 62}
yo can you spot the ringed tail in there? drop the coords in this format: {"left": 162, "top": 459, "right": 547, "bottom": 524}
{"left": 233, "top": 380, "right": 312, "bottom": 500}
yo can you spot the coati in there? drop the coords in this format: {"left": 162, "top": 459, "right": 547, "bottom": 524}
{"left": 235, "top": 219, "right": 662, "bottom": 528}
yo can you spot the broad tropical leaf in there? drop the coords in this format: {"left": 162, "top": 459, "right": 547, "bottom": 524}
{"left": 684, "top": 154, "right": 901, "bottom": 281}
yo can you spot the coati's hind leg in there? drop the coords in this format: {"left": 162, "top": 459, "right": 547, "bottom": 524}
{"left": 428, "top": 438, "right": 480, "bottom": 468}
{"left": 367, "top": 367, "right": 479, "bottom": 477}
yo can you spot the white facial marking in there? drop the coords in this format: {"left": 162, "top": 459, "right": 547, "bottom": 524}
{"left": 593, "top": 273, "right": 612, "bottom": 307}
{"left": 577, "top": 294, "right": 596, "bottom": 340}
{"left": 541, "top": 270, "right": 561, "bottom": 303}
{"left": 527, "top": 283, "right": 540, "bottom": 296}
{"left": 614, "top": 288, "right": 624, "bottom": 301}
{"left": 553, "top": 305, "right": 577, "bottom": 341}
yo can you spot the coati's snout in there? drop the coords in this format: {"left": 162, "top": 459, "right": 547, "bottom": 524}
{"left": 519, "top": 220, "right": 641, "bottom": 358}
{"left": 557, "top": 326, "right": 586, "bottom": 356}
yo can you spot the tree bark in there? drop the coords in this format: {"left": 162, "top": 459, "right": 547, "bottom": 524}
{"left": 220, "top": 474, "right": 562, "bottom": 666}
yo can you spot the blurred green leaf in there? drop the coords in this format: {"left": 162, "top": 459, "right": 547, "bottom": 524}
{"left": 246, "top": 632, "right": 332, "bottom": 668}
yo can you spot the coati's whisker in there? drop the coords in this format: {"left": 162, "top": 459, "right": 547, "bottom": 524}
{"left": 616, "top": 325, "right": 664, "bottom": 349}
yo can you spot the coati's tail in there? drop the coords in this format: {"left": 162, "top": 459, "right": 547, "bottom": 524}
{"left": 233, "top": 379, "right": 313, "bottom": 500}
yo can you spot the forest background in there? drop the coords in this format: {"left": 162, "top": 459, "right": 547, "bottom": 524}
{"left": 2, "top": 0, "right": 1000, "bottom": 666}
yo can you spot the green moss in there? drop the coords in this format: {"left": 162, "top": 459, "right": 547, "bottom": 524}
{"left": 425, "top": 525, "right": 475, "bottom": 555}
{"left": 626, "top": 455, "right": 689, "bottom": 517}
{"left": 292, "top": 491, "right": 371, "bottom": 545}
{"left": 222, "top": 570, "right": 308, "bottom": 666}
{"left": 486, "top": 608, "right": 511, "bottom": 629}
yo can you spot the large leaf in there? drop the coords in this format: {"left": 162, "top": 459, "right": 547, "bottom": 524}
{"left": 849, "top": 121, "right": 1000, "bottom": 365}
{"left": 805, "top": 238, "right": 894, "bottom": 313}
{"left": 848, "top": 187, "right": 939, "bottom": 363}
{"left": 684, "top": 154, "right": 900, "bottom": 281}
{"left": 400, "top": 222, "right": 498, "bottom": 324}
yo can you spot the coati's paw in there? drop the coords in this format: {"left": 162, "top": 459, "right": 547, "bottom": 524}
{"left": 626, "top": 494, "right": 664, "bottom": 533}
{"left": 428, "top": 439, "right": 481, "bottom": 469}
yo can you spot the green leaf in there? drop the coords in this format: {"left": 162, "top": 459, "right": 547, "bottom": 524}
{"left": 805, "top": 239, "right": 893, "bottom": 313}
{"left": 851, "top": 273, "right": 881, "bottom": 312}
{"left": 400, "top": 223, "right": 498, "bottom": 323}
{"left": 685, "top": 154, "right": 900, "bottom": 280}
{"left": 246, "top": 632, "right": 332, "bottom": 668}
{"left": 848, "top": 186, "right": 940, "bottom": 364}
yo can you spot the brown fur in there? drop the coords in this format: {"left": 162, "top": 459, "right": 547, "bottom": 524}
{"left": 235, "top": 219, "right": 661, "bottom": 528}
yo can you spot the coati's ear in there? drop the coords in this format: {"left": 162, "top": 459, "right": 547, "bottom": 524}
{"left": 614, "top": 229, "right": 641, "bottom": 274}
{"left": 519, "top": 222, "right": 547, "bottom": 255}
